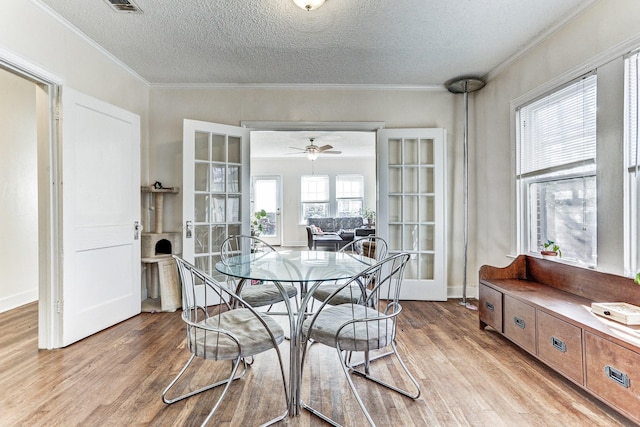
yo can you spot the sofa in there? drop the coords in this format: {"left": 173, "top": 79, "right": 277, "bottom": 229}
{"left": 307, "top": 217, "right": 364, "bottom": 233}
{"left": 306, "top": 217, "right": 364, "bottom": 250}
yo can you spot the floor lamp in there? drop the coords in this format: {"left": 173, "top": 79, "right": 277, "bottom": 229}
{"left": 445, "top": 77, "right": 485, "bottom": 310}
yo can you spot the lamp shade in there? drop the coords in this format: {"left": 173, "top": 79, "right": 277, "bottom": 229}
{"left": 293, "top": 0, "right": 326, "bottom": 11}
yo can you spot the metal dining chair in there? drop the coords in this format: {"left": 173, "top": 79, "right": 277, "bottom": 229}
{"left": 220, "top": 235, "right": 298, "bottom": 309}
{"left": 163, "top": 256, "right": 289, "bottom": 426}
{"left": 301, "top": 252, "right": 421, "bottom": 427}
{"left": 311, "top": 236, "right": 388, "bottom": 307}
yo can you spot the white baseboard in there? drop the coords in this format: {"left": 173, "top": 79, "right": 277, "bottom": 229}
{"left": 0, "top": 289, "right": 38, "bottom": 313}
{"left": 447, "top": 284, "right": 479, "bottom": 300}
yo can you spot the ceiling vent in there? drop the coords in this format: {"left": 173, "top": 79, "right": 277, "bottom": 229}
{"left": 103, "top": 0, "right": 143, "bottom": 13}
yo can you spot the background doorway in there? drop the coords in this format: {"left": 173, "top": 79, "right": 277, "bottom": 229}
{"left": 252, "top": 175, "right": 282, "bottom": 246}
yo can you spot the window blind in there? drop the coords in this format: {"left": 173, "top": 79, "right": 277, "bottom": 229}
{"left": 301, "top": 175, "right": 329, "bottom": 202}
{"left": 336, "top": 175, "right": 364, "bottom": 198}
{"left": 518, "top": 73, "right": 597, "bottom": 176}
{"left": 627, "top": 51, "right": 639, "bottom": 169}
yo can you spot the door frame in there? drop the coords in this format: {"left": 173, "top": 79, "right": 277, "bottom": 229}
{"left": 252, "top": 174, "right": 283, "bottom": 246}
{"left": 0, "top": 47, "right": 64, "bottom": 349}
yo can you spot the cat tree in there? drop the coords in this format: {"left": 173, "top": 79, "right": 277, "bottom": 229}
{"left": 141, "top": 184, "right": 181, "bottom": 312}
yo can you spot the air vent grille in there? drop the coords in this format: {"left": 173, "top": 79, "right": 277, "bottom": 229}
{"left": 104, "top": 0, "right": 143, "bottom": 13}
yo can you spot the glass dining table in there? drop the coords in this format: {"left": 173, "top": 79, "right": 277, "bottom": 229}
{"left": 215, "top": 249, "right": 375, "bottom": 417}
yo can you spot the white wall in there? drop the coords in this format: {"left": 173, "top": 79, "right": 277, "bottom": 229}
{"left": 251, "top": 156, "right": 377, "bottom": 246}
{"left": 0, "top": 69, "right": 38, "bottom": 311}
{"left": 148, "top": 87, "right": 470, "bottom": 295}
{"left": 473, "top": 0, "right": 640, "bottom": 279}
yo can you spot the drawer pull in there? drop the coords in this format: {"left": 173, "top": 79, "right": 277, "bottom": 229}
{"left": 485, "top": 302, "right": 495, "bottom": 312}
{"left": 513, "top": 316, "right": 526, "bottom": 329}
{"left": 550, "top": 336, "right": 566, "bottom": 353}
{"left": 605, "top": 365, "right": 630, "bottom": 388}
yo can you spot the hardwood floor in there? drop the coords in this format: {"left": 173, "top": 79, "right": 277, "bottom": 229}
{"left": 0, "top": 300, "right": 635, "bottom": 426}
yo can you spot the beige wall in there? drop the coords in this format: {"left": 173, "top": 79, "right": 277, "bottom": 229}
{"left": 473, "top": 0, "right": 640, "bottom": 279}
{"left": 1, "top": 0, "right": 150, "bottom": 181}
{"left": 0, "top": 69, "right": 38, "bottom": 311}
{"left": 148, "top": 87, "right": 468, "bottom": 293}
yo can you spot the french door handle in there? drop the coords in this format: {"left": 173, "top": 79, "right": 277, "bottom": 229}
{"left": 134, "top": 221, "right": 143, "bottom": 240}
{"left": 185, "top": 221, "right": 193, "bottom": 238}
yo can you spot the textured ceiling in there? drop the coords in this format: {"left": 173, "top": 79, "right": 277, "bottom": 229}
{"left": 37, "top": 0, "right": 596, "bottom": 86}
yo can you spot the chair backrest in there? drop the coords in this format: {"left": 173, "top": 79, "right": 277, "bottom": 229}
{"left": 340, "top": 236, "right": 388, "bottom": 262}
{"left": 305, "top": 226, "right": 314, "bottom": 250}
{"left": 173, "top": 255, "right": 233, "bottom": 324}
{"left": 220, "top": 235, "right": 276, "bottom": 265}
{"left": 172, "top": 255, "right": 282, "bottom": 360}
{"left": 317, "top": 252, "right": 409, "bottom": 311}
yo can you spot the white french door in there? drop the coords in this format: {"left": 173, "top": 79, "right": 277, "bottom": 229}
{"left": 61, "top": 88, "right": 141, "bottom": 346}
{"left": 252, "top": 175, "right": 282, "bottom": 246}
{"left": 182, "top": 120, "right": 250, "bottom": 282}
{"left": 377, "top": 128, "right": 447, "bottom": 301}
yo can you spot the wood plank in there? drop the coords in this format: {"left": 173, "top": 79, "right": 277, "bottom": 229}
{"left": 0, "top": 300, "right": 634, "bottom": 426}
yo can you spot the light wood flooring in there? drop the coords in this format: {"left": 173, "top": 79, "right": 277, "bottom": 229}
{"left": 0, "top": 300, "right": 635, "bottom": 426}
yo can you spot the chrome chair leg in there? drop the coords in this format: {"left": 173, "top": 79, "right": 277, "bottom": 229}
{"left": 348, "top": 341, "right": 421, "bottom": 400}
{"left": 162, "top": 355, "right": 247, "bottom": 405}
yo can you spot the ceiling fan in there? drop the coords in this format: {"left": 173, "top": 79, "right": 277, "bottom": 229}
{"left": 288, "top": 138, "right": 342, "bottom": 160}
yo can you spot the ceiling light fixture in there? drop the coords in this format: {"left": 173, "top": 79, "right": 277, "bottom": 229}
{"left": 306, "top": 151, "right": 319, "bottom": 161}
{"left": 293, "top": 0, "right": 326, "bottom": 11}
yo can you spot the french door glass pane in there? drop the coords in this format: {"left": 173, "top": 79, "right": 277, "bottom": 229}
{"left": 194, "top": 225, "right": 209, "bottom": 254}
{"left": 195, "top": 132, "right": 209, "bottom": 160}
{"left": 195, "top": 163, "right": 208, "bottom": 191}
{"left": 212, "top": 134, "right": 225, "bottom": 162}
{"left": 194, "top": 194, "right": 209, "bottom": 222}
{"left": 211, "top": 165, "right": 225, "bottom": 192}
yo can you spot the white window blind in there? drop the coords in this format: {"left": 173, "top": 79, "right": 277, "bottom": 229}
{"left": 518, "top": 74, "right": 597, "bottom": 176}
{"left": 625, "top": 50, "right": 640, "bottom": 276}
{"left": 301, "top": 175, "right": 329, "bottom": 202}
{"left": 336, "top": 175, "right": 364, "bottom": 198}
{"left": 627, "top": 52, "right": 639, "bottom": 169}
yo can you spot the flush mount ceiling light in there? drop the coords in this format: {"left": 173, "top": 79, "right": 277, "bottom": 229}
{"left": 293, "top": 0, "right": 326, "bottom": 11}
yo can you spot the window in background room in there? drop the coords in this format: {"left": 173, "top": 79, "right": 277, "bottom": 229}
{"left": 336, "top": 174, "right": 364, "bottom": 217}
{"left": 301, "top": 175, "right": 329, "bottom": 219}
{"left": 516, "top": 73, "right": 597, "bottom": 266}
{"left": 625, "top": 50, "right": 640, "bottom": 277}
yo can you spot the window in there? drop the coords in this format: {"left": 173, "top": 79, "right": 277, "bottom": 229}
{"left": 517, "top": 73, "right": 597, "bottom": 266}
{"left": 336, "top": 175, "right": 364, "bottom": 217}
{"left": 625, "top": 51, "right": 640, "bottom": 276}
{"left": 301, "top": 175, "right": 329, "bottom": 219}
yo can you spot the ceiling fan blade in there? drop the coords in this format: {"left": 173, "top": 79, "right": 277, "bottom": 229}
{"left": 288, "top": 146, "right": 306, "bottom": 151}
{"left": 323, "top": 150, "right": 342, "bottom": 154}
{"left": 317, "top": 144, "right": 334, "bottom": 152}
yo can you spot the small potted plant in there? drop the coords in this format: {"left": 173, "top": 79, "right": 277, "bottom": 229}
{"left": 361, "top": 207, "right": 376, "bottom": 227}
{"left": 251, "top": 209, "right": 268, "bottom": 236}
{"left": 541, "top": 240, "right": 561, "bottom": 258}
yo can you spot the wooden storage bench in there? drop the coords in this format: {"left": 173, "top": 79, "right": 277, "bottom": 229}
{"left": 479, "top": 255, "right": 640, "bottom": 424}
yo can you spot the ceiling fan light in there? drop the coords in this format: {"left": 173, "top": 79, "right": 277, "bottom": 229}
{"left": 293, "top": 0, "right": 326, "bottom": 11}
{"left": 307, "top": 152, "right": 318, "bottom": 161}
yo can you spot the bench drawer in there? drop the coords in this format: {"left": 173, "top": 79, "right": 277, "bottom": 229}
{"left": 584, "top": 332, "right": 640, "bottom": 423}
{"left": 537, "top": 311, "right": 583, "bottom": 385}
{"left": 479, "top": 284, "right": 502, "bottom": 332}
{"left": 503, "top": 295, "right": 536, "bottom": 354}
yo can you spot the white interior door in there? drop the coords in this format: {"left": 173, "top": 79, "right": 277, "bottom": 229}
{"left": 252, "top": 175, "right": 282, "bottom": 246}
{"left": 182, "top": 120, "right": 250, "bottom": 282}
{"left": 377, "top": 128, "right": 447, "bottom": 301}
{"left": 61, "top": 88, "right": 141, "bottom": 347}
